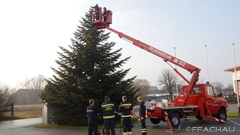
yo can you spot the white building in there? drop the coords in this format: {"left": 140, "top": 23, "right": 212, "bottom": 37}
{"left": 224, "top": 65, "right": 240, "bottom": 96}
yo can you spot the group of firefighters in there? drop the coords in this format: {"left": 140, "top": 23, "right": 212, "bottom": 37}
{"left": 87, "top": 95, "right": 147, "bottom": 135}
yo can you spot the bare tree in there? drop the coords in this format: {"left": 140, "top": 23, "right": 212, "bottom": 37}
{"left": 133, "top": 78, "right": 150, "bottom": 97}
{"left": 20, "top": 75, "right": 47, "bottom": 90}
{"left": 158, "top": 69, "right": 176, "bottom": 102}
{"left": 31, "top": 75, "right": 47, "bottom": 90}
{"left": 211, "top": 81, "right": 224, "bottom": 92}
{"left": 0, "top": 85, "right": 16, "bottom": 118}
{"left": 223, "top": 84, "right": 234, "bottom": 96}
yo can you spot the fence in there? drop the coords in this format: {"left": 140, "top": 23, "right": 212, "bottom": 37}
{"left": 0, "top": 103, "right": 14, "bottom": 119}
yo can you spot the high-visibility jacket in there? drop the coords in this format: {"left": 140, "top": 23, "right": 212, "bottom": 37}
{"left": 103, "top": 10, "right": 107, "bottom": 17}
{"left": 119, "top": 100, "right": 133, "bottom": 118}
{"left": 101, "top": 101, "right": 115, "bottom": 119}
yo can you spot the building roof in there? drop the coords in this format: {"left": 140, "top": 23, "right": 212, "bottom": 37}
{"left": 224, "top": 65, "right": 240, "bottom": 72}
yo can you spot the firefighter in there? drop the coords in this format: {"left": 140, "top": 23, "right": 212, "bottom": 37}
{"left": 91, "top": 4, "right": 100, "bottom": 20}
{"left": 87, "top": 99, "right": 99, "bottom": 135}
{"left": 103, "top": 7, "right": 107, "bottom": 22}
{"left": 101, "top": 96, "right": 116, "bottom": 135}
{"left": 137, "top": 96, "right": 147, "bottom": 135}
{"left": 119, "top": 96, "right": 133, "bottom": 135}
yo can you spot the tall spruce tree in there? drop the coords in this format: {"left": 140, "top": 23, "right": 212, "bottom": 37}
{"left": 40, "top": 9, "right": 138, "bottom": 126}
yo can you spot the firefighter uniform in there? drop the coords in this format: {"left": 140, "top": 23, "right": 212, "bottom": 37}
{"left": 103, "top": 7, "right": 107, "bottom": 22}
{"left": 119, "top": 96, "right": 133, "bottom": 135}
{"left": 139, "top": 100, "right": 147, "bottom": 135}
{"left": 92, "top": 4, "right": 100, "bottom": 20}
{"left": 101, "top": 97, "right": 116, "bottom": 135}
{"left": 87, "top": 99, "right": 99, "bottom": 135}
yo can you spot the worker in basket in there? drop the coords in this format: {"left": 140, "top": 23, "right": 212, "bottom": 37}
{"left": 91, "top": 4, "right": 100, "bottom": 20}
{"left": 103, "top": 7, "right": 107, "bottom": 22}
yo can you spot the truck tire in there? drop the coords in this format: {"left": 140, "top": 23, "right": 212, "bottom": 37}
{"left": 217, "top": 110, "right": 227, "bottom": 121}
{"left": 195, "top": 114, "right": 203, "bottom": 120}
{"left": 169, "top": 114, "right": 180, "bottom": 128}
{"left": 150, "top": 118, "right": 161, "bottom": 124}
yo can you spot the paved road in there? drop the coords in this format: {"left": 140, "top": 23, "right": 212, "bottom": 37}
{"left": 0, "top": 118, "right": 42, "bottom": 129}
{"left": 0, "top": 117, "right": 240, "bottom": 135}
{"left": 0, "top": 103, "right": 239, "bottom": 135}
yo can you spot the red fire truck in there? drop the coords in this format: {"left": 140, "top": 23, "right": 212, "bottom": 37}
{"left": 92, "top": 6, "right": 229, "bottom": 131}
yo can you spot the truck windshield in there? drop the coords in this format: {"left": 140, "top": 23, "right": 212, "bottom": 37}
{"left": 207, "top": 86, "right": 220, "bottom": 97}
{"left": 190, "top": 87, "right": 202, "bottom": 93}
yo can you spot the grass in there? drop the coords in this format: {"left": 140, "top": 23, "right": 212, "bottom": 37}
{"left": 1, "top": 103, "right": 140, "bottom": 129}
{"left": 227, "top": 112, "right": 239, "bottom": 117}
{"left": 35, "top": 124, "right": 88, "bottom": 129}
{"left": 4, "top": 112, "right": 42, "bottom": 119}
{"left": 35, "top": 116, "right": 139, "bottom": 129}
{"left": 1, "top": 104, "right": 42, "bottom": 120}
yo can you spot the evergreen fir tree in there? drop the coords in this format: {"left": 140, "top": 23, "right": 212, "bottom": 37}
{"left": 41, "top": 9, "right": 138, "bottom": 126}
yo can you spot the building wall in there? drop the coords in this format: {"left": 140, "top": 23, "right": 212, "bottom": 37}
{"left": 231, "top": 70, "right": 240, "bottom": 81}
{"left": 231, "top": 70, "right": 240, "bottom": 96}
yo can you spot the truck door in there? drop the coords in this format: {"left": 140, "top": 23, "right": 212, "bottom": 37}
{"left": 206, "top": 86, "right": 219, "bottom": 115}
{"left": 188, "top": 87, "right": 202, "bottom": 105}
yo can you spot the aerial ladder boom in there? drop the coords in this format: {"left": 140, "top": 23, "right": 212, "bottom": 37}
{"left": 92, "top": 7, "right": 201, "bottom": 106}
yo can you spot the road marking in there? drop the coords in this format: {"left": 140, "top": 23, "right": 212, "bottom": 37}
{"left": 227, "top": 118, "right": 240, "bottom": 127}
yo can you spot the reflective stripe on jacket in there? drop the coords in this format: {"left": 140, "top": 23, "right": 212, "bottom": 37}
{"left": 119, "top": 100, "right": 133, "bottom": 118}
{"left": 101, "top": 101, "right": 115, "bottom": 119}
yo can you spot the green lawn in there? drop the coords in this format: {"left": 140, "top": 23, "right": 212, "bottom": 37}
{"left": 227, "top": 112, "right": 239, "bottom": 117}
{"left": 35, "top": 116, "right": 139, "bottom": 129}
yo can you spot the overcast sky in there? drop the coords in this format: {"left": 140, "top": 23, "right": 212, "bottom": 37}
{"left": 0, "top": 0, "right": 239, "bottom": 88}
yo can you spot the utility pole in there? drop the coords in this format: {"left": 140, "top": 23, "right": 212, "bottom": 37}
{"left": 232, "top": 43, "right": 239, "bottom": 108}
{"left": 174, "top": 47, "right": 178, "bottom": 94}
{"left": 205, "top": 45, "right": 209, "bottom": 83}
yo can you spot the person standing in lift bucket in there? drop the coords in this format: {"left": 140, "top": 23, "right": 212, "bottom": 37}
{"left": 92, "top": 4, "right": 100, "bottom": 20}
{"left": 137, "top": 96, "right": 147, "bottom": 135}
{"left": 101, "top": 96, "right": 116, "bottom": 135}
{"left": 103, "top": 7, "right": 107, "bottom": 22}
{"left": 119, "top": 96, "right": 133, "bottom": 135}
{"left": 87, "top": 99, "right": 100, "bottom": 135}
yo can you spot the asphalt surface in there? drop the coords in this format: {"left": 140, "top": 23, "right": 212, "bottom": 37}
{"left": 0, "top": 103, "right": 239, "bottom": 135}
{"left": 0, "top": 117, "right": 240, "bottom": 135}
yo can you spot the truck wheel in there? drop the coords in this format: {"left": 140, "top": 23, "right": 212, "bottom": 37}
{"left": 217, "top": 110, "right": 227, "bottom": 121}
{"left": 150, "top": 118, "right": 161, "bottom": 124}
{"left": 169, "top": 114, "right": 180, "bottom": 128}
{"left": 195, "top": 114, "right": 203, "bottom": 120}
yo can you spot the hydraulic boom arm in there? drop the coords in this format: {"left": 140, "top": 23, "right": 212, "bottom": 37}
{"left": 92, "top": 7, "right": 201, "bottom": 106}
